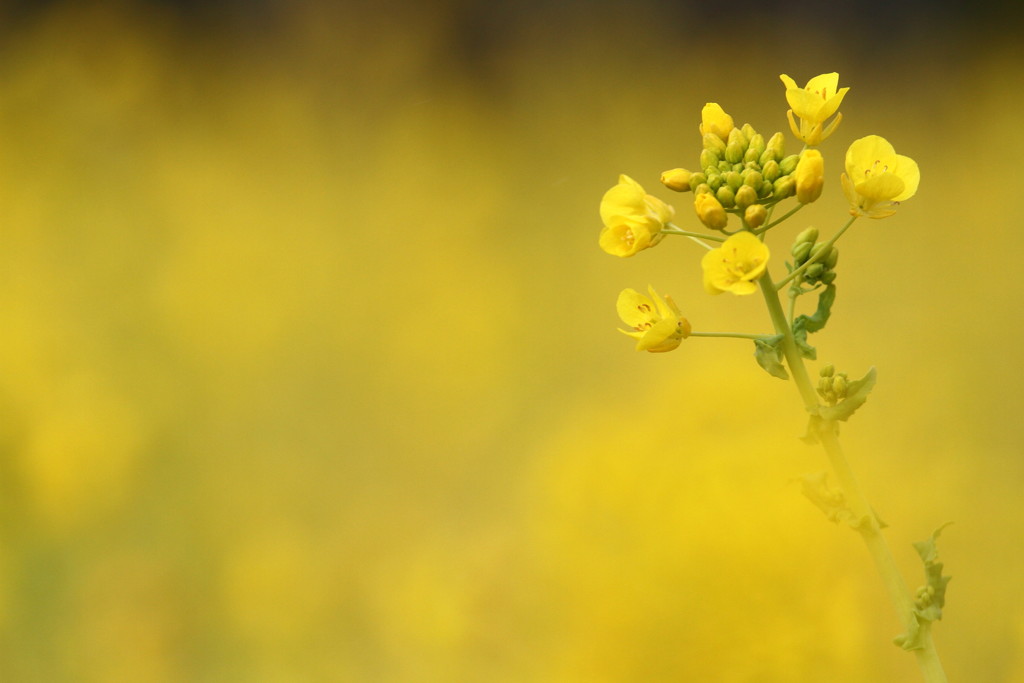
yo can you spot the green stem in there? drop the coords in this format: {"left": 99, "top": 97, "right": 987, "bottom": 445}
{"left": 756, "top": 202, "right": 805, "bottom": 234}
{"left": 662, "top": 224, "right": 726, "bottom": 248}
{"left": 757, "top": 271, "right": 947, "bottom": 683}
{"left": 774, "top": 215, "right": 858, "bottom": 290}
{"left": 688, "top": 331, "right": 770, "bottom": 340}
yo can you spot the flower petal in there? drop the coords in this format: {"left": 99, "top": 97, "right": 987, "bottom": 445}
{"left": 616, "top": 288, "right": 654, "bottom": 327}
{"left": 892, "top": 155, "right": 920, "bottom": 201}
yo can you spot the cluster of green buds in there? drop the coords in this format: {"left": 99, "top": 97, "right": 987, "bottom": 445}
{"left": 791, "top": 227, "right": 838, "bottom": 286}
{"left": 915, "top": 583, "right": 939, "bottom": 611}
{"left": 816, "top": 364, "right": 848, "bottom": 405}
{"left": 660, "top": 105, "right": 802, "bottom": 232}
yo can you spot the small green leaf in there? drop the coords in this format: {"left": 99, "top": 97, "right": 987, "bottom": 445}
{"left": 894, "top": 524, "right": 953, "bottom": 651}
{"left": 797, "top": 471, "right": 856, "bottom": 525}
{"left": 791, "top": 284, "right": 836, "bottom": 359}
{"left": 754, "top": 335, "right": 788, "bottom": 380}
{"left": 819, "top": 367, "right": 877, "bottom": 422}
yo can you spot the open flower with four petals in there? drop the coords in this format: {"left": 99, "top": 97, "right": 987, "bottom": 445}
{"left": 616, "top": 286, "right": 691, "bottom": 352}
{"left": 780, "top": 72, "right": 849, "bottom": 146}
{"left": 701, "top": 231, "right": 770, "bottom": 296}
{"left": 841, "top": 135, "right": 920, "bottom": 218}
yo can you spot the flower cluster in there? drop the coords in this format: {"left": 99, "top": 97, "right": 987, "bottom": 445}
{"left": 661, "top": 106, "right": 804, "bottom": 232}
{"left": 597, "top": 71, "right": 920, "bottom": 353}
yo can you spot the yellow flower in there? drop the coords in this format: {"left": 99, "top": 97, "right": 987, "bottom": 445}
{"left": 701, "top": 231, "right": 770, "bottom": 296}
{"left": 840, "top": 135, "right": 920, "bottom": 218}
{"left": 699, "top": 103, "right": 734, "bottom": 141}
{"left": 780, "top": 72, "right": 849, "bottom": 145}
{"left": 599, "top": 175, "right": 674, "bottom": 257}
{"left": 616, "top": 286, "right": 691, "bottom": 352}
{"left": 795, "top": 149, "right": 825, "bottom": 204}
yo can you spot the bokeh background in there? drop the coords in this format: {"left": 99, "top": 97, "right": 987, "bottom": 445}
{"left": 1, "top": 0, "right": 1022, "bottom": 680}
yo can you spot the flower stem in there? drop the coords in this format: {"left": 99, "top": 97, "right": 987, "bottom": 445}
{"left": 688, "top": 331, "right": 771, "bottom": 340}
{"left": 757, "top": 271, "right": 947, "bottom": 683}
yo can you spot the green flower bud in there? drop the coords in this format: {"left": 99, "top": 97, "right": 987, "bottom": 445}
{"left": 820, "top": 270, "right": 837, "bottom": 285}
{"left": 734, "top": 184, "right": 757, "bottom": 209}
{"left": 795, "top": 227, "right": 819, "bottom": 244}
{"left": 791, "top": 241, "right": 813, "bottom": 263}
{"left": 806, "top": 263, "right": 825, "bottom": 279}
{"left": 693, "top": 182, "right": 711, "bottom": 196}
{"left": 703, "top": 133, "right": 727, "bottom": 156}
{"left": 742, "top": 170, "right": 763, "bottom": 190}
{"left": 740, "top": 123, "right": 757, "bottom": 142}
{"left": 732, "top": 162, "right": 744, "bottom": 173}
{"left": 660, "top": 168, "right": 692, "bottom": 192}
{"left": 707, "top": 172, "right": 723, "bottom": 191}
{"left": 744, "top": 203, "right": 767, "bottom": 229}
{"left": 809, "top": 242, "right": 832, "bottom": 262}
{"left": 761, "top": 159, "right": 780, "bottom": 183}
{"left": 819, "top": 364, "right": 835, "bottom": 377}
{"left": 833, "top": 374, "right": 848, "bottom": 398}
{"left": 765, "top": 132, "right": 785, "bottom": 160}
{"left": 725, "top": 140, "right": 744, "bottom": 164}
{"left": 716, "top": 184, "right": 736, "bottom": 208}
{"left": 700, "top": 148, "right": 719, "bottom": 171}
{"left": 688, "top": 171, "right": 707, "bottom": 189}
{"left": 773, "top": 176, "right": 795, "bottom": 198}
{"left": 779, "top": 154, "right": 800, "bottom": 176}
{"left": 747, "top": 133, "right": 766, "bottom": 160}
{"left": 743, "top": 147, "right": 761, "bottom": 165}
{"left": 725, "top": 171, "right": 743, "bottom": 190}
{"left": 825, "top": 246, "right": 839, "bottom": 269}
{"left": 757, "top": 181, "right": 773, "bottom": 199}
{"left": 728, "top": 127, "right": 749, "bottom": 150}
{"left": 718, "top": 160, "right": 732, "bottom": 173}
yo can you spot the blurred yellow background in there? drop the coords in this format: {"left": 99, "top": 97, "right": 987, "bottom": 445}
{"left": 0, "top": 1, "right": 1022, "bottom": 681}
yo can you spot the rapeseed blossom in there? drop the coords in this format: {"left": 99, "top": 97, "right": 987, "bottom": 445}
{"left": 616, "top": 286, "right": 691, "bottom": 352}
{"left": 840, "top": 135, "right": 920, "bottom": 218}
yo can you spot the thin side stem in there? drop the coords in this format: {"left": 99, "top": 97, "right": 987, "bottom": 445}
{"left": 688, "top": 331, "right": 771, "bottom": 340}
{"left": 774, "top": 215, "right": 857, "bottom": 290}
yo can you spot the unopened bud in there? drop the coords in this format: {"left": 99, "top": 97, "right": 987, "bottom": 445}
{"left": 740, "top": 123, "right": 757, "bottom": 142}
{"left": 688, "top": 171, "right": 707, "bottom": 189}
{"left": 734, "top": 184, "right": 757, "bottom": 209}
{"left": 707, "top": 173, "right": 723, "bottom": 191}
{"left": 795, "top": 150, "right": 825, "bottom": 204}
{"left": 700, "top": 103, "right": 734, "bottom": 141}
{"left": 820, "top": 270, "right": 837, "bottom": 284}
{"left": 725, "top": 171, "right": 743, "bottom": 191}
{"left": 819, "top": 364, "right": 835, "bottom": 377}
{"left": 692, "top": 183, "right": 711, "bottom": 196}
{"left": 833, "top": 374, "right": 848, "bottom": 398}
{"left": 791, "top": 241, "right": 813, "bottom": 263}
{"left": 725, "top": 140, "right": 744, "bottom": 164}
{"left": 765, "top": 132, "right": 785, "bottom": 161}
{"left": 700, "top": 149, "right": 719, "bottom": 171}
{"left": 694, "top": 192, "right": 728, "bottom": 230}
{"left": 795, "top": 227, "right": 819, "bottom": 244}
{"left": 761, "top": 159, "right": 780, "bottom": 183}
{"left": 728, "top": 127, "right": 748, "bottom": 150}
{"left": 825, "top": 247, "right": 839, "bottom": 269}
{"left": 743, "top": 147, "right": 761, "bottom": 164}
{"left": 779, "top": 154, "right": 800, "bottom": 176}
{"left": 747, "top": 133, "right": 766, "bottom": 160}
{"left": 744, "top": 203, "right": 767, "bottom": 229}
{"left": 809, "top": 242, "right": 832, "bottom": 263}
{"left": 805, "top": 263, "right": 825, "bottom": 279}
{"left": 742, "top": 170, "right": 763, "bottom": 190}
{"left": 716, "top": 185, "right": 736, "bottom": 209}
{"left": 772, "top": 176, "right": 795, "bottom": 199}
{"left": 703, "top": 133, "right": 727, "bottom": 157}
{"left": 660, "top": 168, "right": 692, "bottom": 192}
